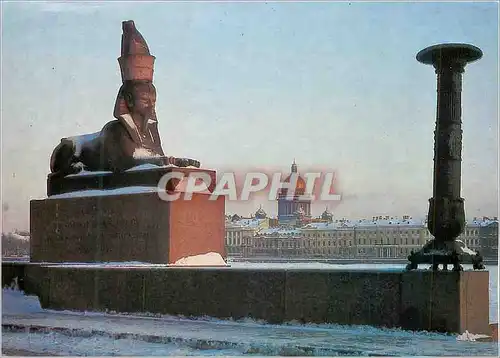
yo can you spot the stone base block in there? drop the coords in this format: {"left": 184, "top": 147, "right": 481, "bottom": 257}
{"left": 400, "top": 271, "right": 490, "bottom": 334}
{"left": 30, "top": 191, "right": 225, "bottom": 264}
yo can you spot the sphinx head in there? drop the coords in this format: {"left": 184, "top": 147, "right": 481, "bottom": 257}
{"left": 122, "top": 81, "right": 157, "bottom": 119}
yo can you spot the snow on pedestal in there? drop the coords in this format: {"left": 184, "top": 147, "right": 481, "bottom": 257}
{"left": 126, "top": 163, "right": 162, "bottom": 171}
{"left": 172, "top": 252, "right": 227, "bottom": 266}
{"left": 66, "top": 170, "right": 113, "bottom": 177}
{"left": 47, "top": 186, "right": 161, "bottom": 199}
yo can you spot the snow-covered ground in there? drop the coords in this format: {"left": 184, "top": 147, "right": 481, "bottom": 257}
{"left": 2, "top": 263, "right": 498, "bottom": 356}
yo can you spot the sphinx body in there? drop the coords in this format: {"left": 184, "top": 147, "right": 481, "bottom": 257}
{"left": 50, "top": 118, "right": 168, "bottom": 175}
{"left": 50, "top": 118, "right": 200, "bottom": 175}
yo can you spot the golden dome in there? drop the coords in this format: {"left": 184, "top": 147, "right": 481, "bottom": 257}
{"left": 279, "top": 161, "right": 306, "bottom": 196}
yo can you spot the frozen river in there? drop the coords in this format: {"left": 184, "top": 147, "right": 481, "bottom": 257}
{"left": 2, "top": 262, "right": 498, "bottom": 356}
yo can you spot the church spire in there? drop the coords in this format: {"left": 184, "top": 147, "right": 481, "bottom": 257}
{"left": 291, "top": 159, "right": 297, "bottom": 173}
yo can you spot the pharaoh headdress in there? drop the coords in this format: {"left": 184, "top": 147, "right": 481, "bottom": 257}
{"left": 113, "top": 20, "right": 159, "bottom": 144}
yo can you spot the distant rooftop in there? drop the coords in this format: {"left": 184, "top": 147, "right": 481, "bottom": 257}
{"left": 226, "top": 213, "right": 498, "bottom": 230}
{"left": 227, "top": 218, "right": 267, "bottom": 229}
{"left": 467, "top": 217, "right": 499, "bottom": 227}
{"left": 302, "top": 215, "right": 425, "bottom": 229}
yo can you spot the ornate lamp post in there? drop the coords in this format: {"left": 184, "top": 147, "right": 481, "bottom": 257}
{"left": 407, "top": 43, "right": 485, "bottom": 271}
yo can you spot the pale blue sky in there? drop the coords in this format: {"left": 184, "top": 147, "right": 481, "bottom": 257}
{"left": 1, "top": 1, "right": 498, "bottom": 231}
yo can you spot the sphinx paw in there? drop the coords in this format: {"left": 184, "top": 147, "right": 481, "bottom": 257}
{"left": 189, "top": 159, "right": 201, "bottom": 168}
{"left": 174, "top": 158, "right": 190, "bottom": 167}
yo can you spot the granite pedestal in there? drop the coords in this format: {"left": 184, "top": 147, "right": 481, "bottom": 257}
{"left": 400, "top": 270, "right": 490, "bottom": 334}
{"left": 30, "top": 190, "right": 225, "bottom": 264}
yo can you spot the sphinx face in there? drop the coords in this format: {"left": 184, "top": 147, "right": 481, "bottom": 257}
{"left": 129, "top": 82, "right": 157, "bottom": 118}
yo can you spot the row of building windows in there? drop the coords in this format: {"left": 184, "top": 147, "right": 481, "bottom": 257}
{"left": 228, "top": 236, "right": 482, "bottom": 248}
{"left": 229, "top": 230, "right": 483, "bottom": 244}
{"left": 253, "top": 240, "right": 353, "bottom": 249}
{"left": 226, "top": 237, "right": 242, "bottom": 246}
{"left": 281, "top": 228, "right": 482, "bottom": 238}
{"left": 227, "top": 236, "right": 488, "bottom": 258}
{"left": 249, "top": 246, "right": 421, "bottom": 258}
{"left": 250, "top": 238, "right": 432, "bottom": 249}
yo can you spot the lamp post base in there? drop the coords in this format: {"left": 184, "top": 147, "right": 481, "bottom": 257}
{"left": 406, "top": 239, "right": 485, "bottom": 272}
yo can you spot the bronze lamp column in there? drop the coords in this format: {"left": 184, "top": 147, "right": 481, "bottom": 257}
{"left": 407, "top": 43, "right": 485, "bottom": 271}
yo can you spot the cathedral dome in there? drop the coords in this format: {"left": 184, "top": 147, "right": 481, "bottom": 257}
{"left": 279, "top": 161, "right": 307, "bottom": 197}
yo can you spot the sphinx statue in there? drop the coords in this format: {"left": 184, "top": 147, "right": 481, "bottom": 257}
{"left": 50, "top": 20, "right": 200, "bottom": 176}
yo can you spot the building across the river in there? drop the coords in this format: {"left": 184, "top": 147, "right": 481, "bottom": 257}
{"left": 224, "top": 208, "right": 270, "bottom": 257}
{"left": 472, "top": 217, "right": 498, "bottom": 260}
{"left": 225, "top": 209, "right": 498, "bottom": 260}
{"left": 224, "top": 161, "right": 498, "bottom": 260}
{"left": 250, "top": 215, "right": 429, "bottom": 259}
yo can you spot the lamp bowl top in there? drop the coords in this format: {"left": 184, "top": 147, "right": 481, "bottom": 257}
{"left": 416, "top": 43, "right": 482, "bottom": 66}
